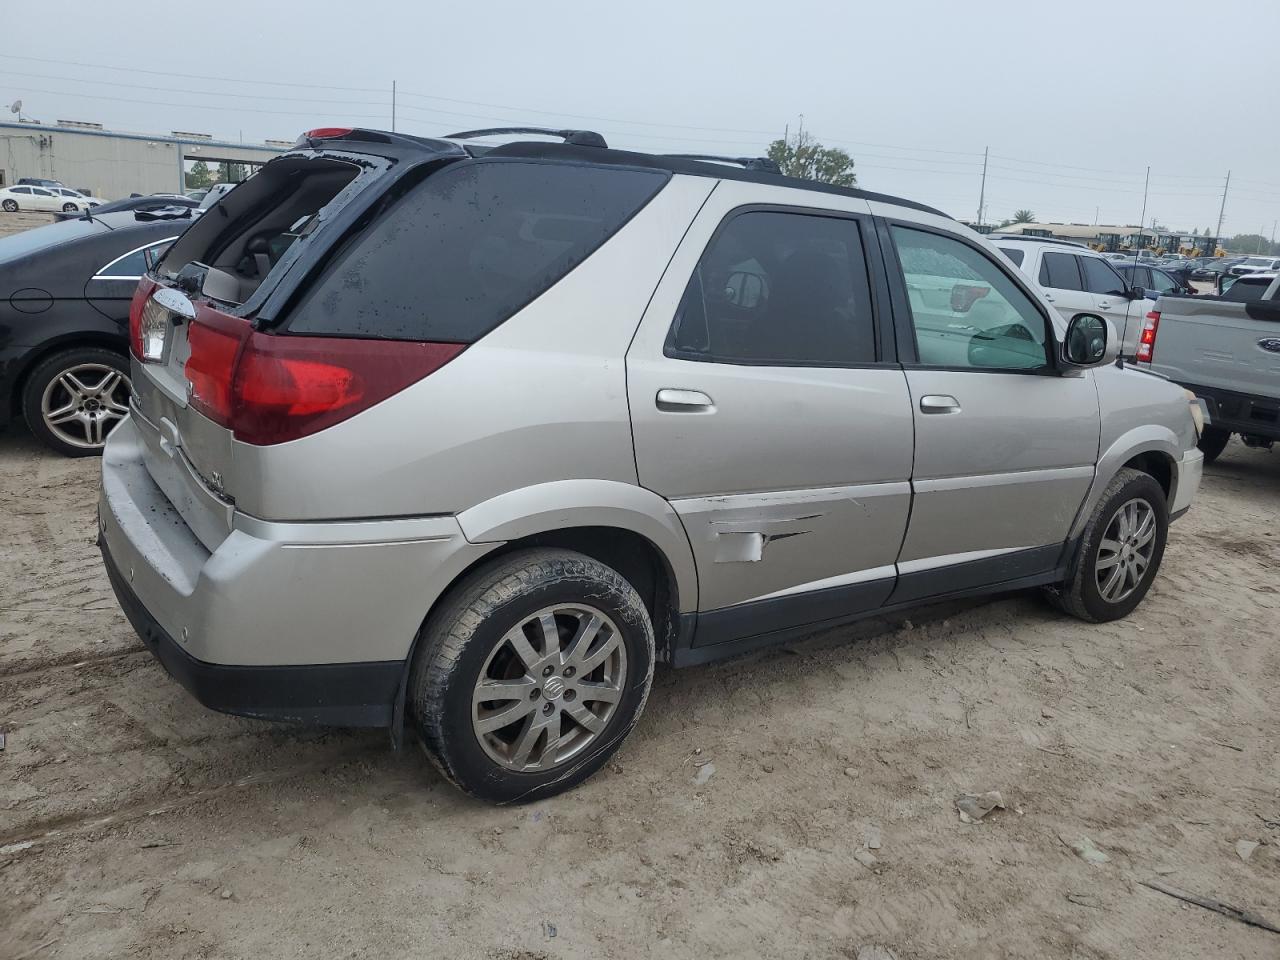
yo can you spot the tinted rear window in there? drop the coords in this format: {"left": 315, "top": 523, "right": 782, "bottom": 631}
{"left": 288, "top": 159, "right": 667, "bottom": 341}
{"left": 1221, "top": 277, "right": 1271, "bottom": 302}
{"left": 997, "top": 246, "right": 1024, "bottom": 266}
{"left": 1039, "top": 252, "right": 1083, "bottom": 290}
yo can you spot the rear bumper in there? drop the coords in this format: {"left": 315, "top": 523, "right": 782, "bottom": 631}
{"left": 98, "top": 415, "right": 495, "bottom": 723}
{"left": 1186, "top": 382, "right": 1280, "bottom": 441}
{"left": 100, "top": 537, "right": 400, "bottom": 726}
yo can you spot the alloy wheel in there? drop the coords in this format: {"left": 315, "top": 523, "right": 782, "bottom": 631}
{"left": 472, "top": 604, "right": 627, "bottom": 772}
{"left": 40, "top": 363, "right": 131, "bottom": 450}
{"left": 1095, "top": 497, "right": 1157, "bottom": 604}
{"left": 2, "top": 200, "right": 17, "bottom": 212}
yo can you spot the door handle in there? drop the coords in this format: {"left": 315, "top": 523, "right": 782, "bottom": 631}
{"left": 1043, "top": 293, "right": 1055, "bottom": 302}
{"left": 1097, "top": 300, "right": 1112, "bottom": 309}
{"left": 919, "top": 394, "right": 961, "bottom": 415}
{"left": 656, "top": 388, "right": 715, "bottom": 413}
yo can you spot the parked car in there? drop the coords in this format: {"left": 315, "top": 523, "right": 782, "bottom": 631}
{"left": 99, "top": 126, "right": 1203, "bottom": 803}
{"left": 0, "top": 184, "right": 95, "bottom": 213}
{"left": 1190, "top": 257, "right": 1244, "bottom": 281}
{"left": 1139, "top": 272, "right": 1280, "bottom": 463}
{"left": 0, "top": 210, "right": 189, "bottom": 455}
{"left": 50, "top": 187, "right": 104, "bottom": 207}
{"left": 17, "top": 177, "right": 65, "bottom": 189}
{"left": 1227, "top": 255, "right": 1280, "bottom": 277}
{"left": 990, "top": 235, "right": 1156, "bottom": 356}
{"left": 55, "top": 193, "right": 200, "bottom": 222}
{"left": 1114, "top": 262, "right": 1196, "bottom": 297}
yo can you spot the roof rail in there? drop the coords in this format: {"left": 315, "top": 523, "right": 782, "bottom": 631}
{"left": 663, "top": 153, "right": 781, "bottom": 174}
{"left": 445, "top": 126, "right": 607, "bottom": 148}
{"left": 987, "top": 233, "right": 1089, "bottom": 249}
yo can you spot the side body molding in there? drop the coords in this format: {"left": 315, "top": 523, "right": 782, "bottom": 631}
{"left": 1068, "top": 424, "right": 1182, "bottom": 540}
{"left": 455, "top": 479, "right": 700, "bottom": 613}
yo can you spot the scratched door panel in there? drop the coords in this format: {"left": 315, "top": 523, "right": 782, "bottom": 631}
{"left": 671, "top": 482, "right": 911, "bottom": 610}
{"left": 624, "top": 180, "right": 914, "bottom": 614}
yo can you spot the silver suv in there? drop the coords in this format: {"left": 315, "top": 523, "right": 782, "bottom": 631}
{"left": 99, "top": 127, "right": 1204, "bottom": 802}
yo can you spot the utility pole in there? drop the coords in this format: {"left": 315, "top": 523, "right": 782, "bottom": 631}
{"left": 976, "top": 146, "right": 988, "bottom": 228}
{"left": 391, "top": 80, "right": 397, "bottom": 132}
{"left": 1259, "top": 226, "right": 1266, "bottom": 254}
{"left": 1214, "top": 170, "right": 1230, "bottom": 246}
{"left": 1136, "top": 166, "right": 1150, "bottom": 255}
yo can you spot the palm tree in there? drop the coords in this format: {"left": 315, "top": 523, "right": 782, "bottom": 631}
{"left": 1012, "top": 209, "right": 1036, "bottom": 225}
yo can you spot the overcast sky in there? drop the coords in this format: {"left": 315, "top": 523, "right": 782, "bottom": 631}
{"left": 7, "top": 0, "right": 1279, "bottom": 236}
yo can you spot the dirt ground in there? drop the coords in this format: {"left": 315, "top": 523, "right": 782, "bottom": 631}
{"left": 1, "top": 430, "right": 1277, "bottom": 959}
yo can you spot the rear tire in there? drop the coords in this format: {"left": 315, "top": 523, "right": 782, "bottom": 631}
{"left": 1046, "top": 468, "right": 1168, "bottom": 623}
{"left": 1197, "top": 426, "right": 1231, "bottom": 465}
{"left": 409, "top": 548, "right": 655, "bottom": 803}
{"left": 1, "top": 199, "right": 17, "bottom": 212}
{"left": 21, "top": 347, "right": 132, "bottom": 457}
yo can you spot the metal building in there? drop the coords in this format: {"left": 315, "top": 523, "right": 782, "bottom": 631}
{"left": 0, "top": 120, "right": 287, "bottom": 200}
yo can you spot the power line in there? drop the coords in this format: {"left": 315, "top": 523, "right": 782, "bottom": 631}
{"left": 0, "top": 52, "right": 388, "bottom": 93}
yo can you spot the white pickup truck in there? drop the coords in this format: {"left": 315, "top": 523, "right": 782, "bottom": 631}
{"left": 1138, "top": 272, "right": 1280, "bottom": 462}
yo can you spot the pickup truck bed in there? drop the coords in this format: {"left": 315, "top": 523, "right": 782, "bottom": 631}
{"left": 1141, "top": 283, "right": 1280, "bottom": 458}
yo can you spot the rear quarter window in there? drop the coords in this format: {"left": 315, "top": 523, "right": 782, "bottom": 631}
{"left": 997, "top": 246, "right": 1024, "bottom": 267}
{"left": 287, "top": 159, "right": 668, "bottom": 342}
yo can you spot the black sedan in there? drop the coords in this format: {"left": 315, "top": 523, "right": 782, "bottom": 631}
{"left": 0, "top": 210, "right": 194, "bottom": 455}
{"left": 1113, "top": 262, "right": 1197, "bottom": 297}
{"left": 1191, "top": 257, "right": 1244, "bottom": 281}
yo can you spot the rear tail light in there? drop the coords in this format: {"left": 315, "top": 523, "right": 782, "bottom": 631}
{"left": 229, "top": 335, "right": 464, "bottom": 444}
{"left": 302, "top": 127, "right": 353, "bottom": 140}
{"left": 1136, "top": 310, "right": 1160, "bottom": 362}
{"left": 180, "top": 300, "right": 464, "bottom": 444}
{"left": 128, "top": 279, "right": 158, "bottom": 360}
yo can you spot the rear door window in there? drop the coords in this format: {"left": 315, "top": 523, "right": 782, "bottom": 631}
{"left": 666, "top": 210, "right": 877, "bottom": 366}
{"left": 288, "top": 160, "right": 667, "bottom": 342}
{"left": 1039, "top": 252, "right": 1083, "bottom": 290}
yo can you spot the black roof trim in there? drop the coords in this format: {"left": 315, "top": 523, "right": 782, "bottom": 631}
{"left": 481, "top": 140, "right": 951, "bottom": 219}
{"left": 662, "top": 153, "right": 781, "bottom": 173}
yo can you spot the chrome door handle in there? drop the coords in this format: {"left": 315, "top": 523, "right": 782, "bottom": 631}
{"left": 656, "top": 388, "right": 715, "bottom": 412}
{"left": 920, "top": 394, "right": 961, "bottom": 414}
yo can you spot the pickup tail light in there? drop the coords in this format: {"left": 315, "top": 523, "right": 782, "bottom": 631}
{"left": 1136, "top": 310, "right": 1160, "bottom": 363}
{"left": 182, "top": 303, "right": 465, "bottom": 444}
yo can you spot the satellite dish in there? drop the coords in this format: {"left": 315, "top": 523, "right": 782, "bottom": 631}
{"left": 9, "top": 100, "right": 21, "bottom": 114}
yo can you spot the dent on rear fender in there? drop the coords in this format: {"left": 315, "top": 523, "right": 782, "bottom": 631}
{"left": 455, "top": 478, "right": 699, "bottom": 613}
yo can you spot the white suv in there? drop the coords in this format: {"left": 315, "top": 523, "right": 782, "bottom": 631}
{"left": 1227, "top": 255, "right": 1280, "bottom": 277}
{"left": 989, "top": 235, "right": 1156, "bottom": 358}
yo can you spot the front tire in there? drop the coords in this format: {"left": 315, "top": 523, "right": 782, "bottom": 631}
{"left": 409, "top": 548, "right": 655, "bottom": 803}
{"left": 1197, "top": 426, "right": 1231, "bottom": 465}
{"left": 1, "top": 199, "right": 18, "bottom": 212}
{"left": 61, "top": 202, "right": 78, "bottom": 212}
{"left": 1047, "top": 468, "right": 1168, "bottom": 623}
{"left": 21, "top": 347, "right": 132, "bottom": 457}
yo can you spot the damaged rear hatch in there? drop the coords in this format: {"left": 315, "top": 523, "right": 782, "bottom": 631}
{"left": 126, "top": 129, "right": 467, "bottom": 549}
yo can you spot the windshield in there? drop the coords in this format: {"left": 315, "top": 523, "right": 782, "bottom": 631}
{"left": 1242, "top": 257, "right": 1272, "bottom": 266}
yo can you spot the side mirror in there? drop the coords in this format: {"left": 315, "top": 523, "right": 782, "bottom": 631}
{"left": 1128, "top": 285, "right": 1146, "bottom": 300}
{"left": 1061, "top": 313, "right": 1113, "bottom": 367}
